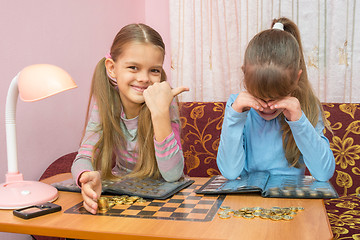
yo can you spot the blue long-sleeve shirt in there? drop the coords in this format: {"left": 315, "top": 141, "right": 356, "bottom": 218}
{"left": 216, "top": 94, "right": 335, "bottom": 181}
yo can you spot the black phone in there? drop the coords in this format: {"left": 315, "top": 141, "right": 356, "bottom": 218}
{"left": 13, "top": 202, "right": 62, "bottom": 219}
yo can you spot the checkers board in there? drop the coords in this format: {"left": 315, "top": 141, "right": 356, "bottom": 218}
{"left": 64, "top": 184, "right": 226, "bottom": 222}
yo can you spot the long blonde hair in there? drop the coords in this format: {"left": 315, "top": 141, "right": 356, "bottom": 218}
{"left": 243, "top": 17, "right": 329, "bottom": 168}
{"left": 82, "top": 23, "right": 167, "bottom": 179}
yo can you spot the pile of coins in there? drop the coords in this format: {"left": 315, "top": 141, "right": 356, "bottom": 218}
{"left": 98, "top": 195, "right": 147, "bottom": 211}
{"left": 218, "top": 206, "right": 304, "bottom": 221}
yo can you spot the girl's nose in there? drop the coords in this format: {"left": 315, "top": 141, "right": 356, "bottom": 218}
{"left": 137, "top": 71, "right": 150, "bottom": 82}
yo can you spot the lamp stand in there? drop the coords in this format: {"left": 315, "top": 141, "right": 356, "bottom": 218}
{"left": 0, "top": 179, "right": 58, "bottom": 209}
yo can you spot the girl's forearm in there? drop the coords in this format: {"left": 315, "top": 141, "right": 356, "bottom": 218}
{"left": 151, "top": 110, "right": 173, "bottom": 142}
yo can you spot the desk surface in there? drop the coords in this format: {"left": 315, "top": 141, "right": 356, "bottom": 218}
{"left": 0, "top": 173, "right": 333, "bottom": 240}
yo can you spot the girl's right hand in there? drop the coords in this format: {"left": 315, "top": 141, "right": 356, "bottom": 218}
{"left": 79, "top": 171, "right": 102, "bottom": 214}
{"left": 232, "top": 91, "right": 267, "bottom": 113}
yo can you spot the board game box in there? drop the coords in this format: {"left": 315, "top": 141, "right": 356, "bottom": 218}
{"left": 52, "top": 176, "right": 194, "bottom": 200}
{"left": 196, "top": 171, "right": 339, "bottom": 199}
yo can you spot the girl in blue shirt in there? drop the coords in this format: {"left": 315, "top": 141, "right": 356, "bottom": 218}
{"left": 217, "top": 17, "right": 335, "bottom": 181}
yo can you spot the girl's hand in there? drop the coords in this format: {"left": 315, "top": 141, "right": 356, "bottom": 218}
{"left": 79, "top": 171, "right": 102, "bottom": 214}
{"left": 143, "top": 82, "right": 189, "bottom": 116}
{"left": 267, "top": 96, "right": 302, "bottom": 121}
{"left": 232, "top": 91, "right": 268, "bottom": 113}
{"left": 143, "top": 82, "right": 189, "bottom": 142}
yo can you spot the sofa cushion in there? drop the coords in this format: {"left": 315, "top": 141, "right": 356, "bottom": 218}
{"left": 179, "top": 102, "right": 225, "bottom": 177}
{"left": 323, "top": 104, "right": 360, "bottom": 196}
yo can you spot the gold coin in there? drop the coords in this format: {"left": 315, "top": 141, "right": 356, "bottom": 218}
{"left": 243, "top": 214, "right": 255, "bottom": 219}
{"left": 253, "top": 212, "right": 261, "bottom": 217}
{"left": 240, "top": 207, "right": 252, "bottom": 212}
{"left": 220, "top": 206, "right": 231, "bottom": 210}
{"left": 98, "top": 197, "right": 109, "bottom": 211}
{"left": 289, "top": 211, "right": 297, "bottom": 215}
{"left": 218, "top": 211, "right": 228, "bottom": 215}
{"left": 233, "top": 210, "right": 242, "bottom": 215}
{"left": 282, "top": 215, "right": 293, "bottom": 221}
{"left": 137, "top": 198, "right": 147, "bottom": 203}
{"left": 271, "top": 206, "right": 281, "bottom": 210}
{"left": 219, "top": 214, "right": 231, "bottom": 219}
{"left": 295, "top": 189, "right": 305, "bottom": 197}
{"left": 224, "top": 209, "right": 235, "bottom": 214}
{"left": 274, "top": 209, "right": 285, "bottom": 215}
{"left": 233, "top": 213, "right": 244, "bottom": 218}
{"left": 252, "top": 207, "right": 263, "bottom": 212}
{"left": 262, "top": 209, "right": 272, "bottom": 215}
{"left": 309, "top": 190, "right": 318, "bottom": 197}
{"left": 269, "top": 190, "right": 280, "bottom": 196}
{"left": 270, "top": 215, "right": 282, "bottom": 221}
{"left": 289, "top": 207, "right": 298, "bottom": 212}
{"left": 128, "top": 196, "right": 140, "bottom": 201}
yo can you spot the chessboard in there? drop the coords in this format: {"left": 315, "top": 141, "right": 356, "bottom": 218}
{"left": 64, "top": 184, "right": 226, "bottom": 222}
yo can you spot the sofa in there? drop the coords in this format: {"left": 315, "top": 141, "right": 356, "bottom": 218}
{"left": 40, "top": 102, "right": 360, "bottom": 240}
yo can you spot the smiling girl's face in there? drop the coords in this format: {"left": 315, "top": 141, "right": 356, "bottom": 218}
{"left": 105, "top": 42, "right": 164, "bottom": 117}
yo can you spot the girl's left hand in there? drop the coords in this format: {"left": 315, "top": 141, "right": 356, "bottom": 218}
{"left": 143, "top": 82, "right": 189, "bottom": 115}
{"left": 267, "top": 96, "right": 302, "bottom": 121}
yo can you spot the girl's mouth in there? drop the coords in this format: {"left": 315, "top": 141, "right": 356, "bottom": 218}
{"left": 131, "top": 85, "right": 147, "bottom": 92}
{"left": 259, "top": 109, "right": 277, "bottom": 116}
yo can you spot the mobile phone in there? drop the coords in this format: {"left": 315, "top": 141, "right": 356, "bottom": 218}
{"left": 13, "top": 202, "right": 62, "bottom": 219}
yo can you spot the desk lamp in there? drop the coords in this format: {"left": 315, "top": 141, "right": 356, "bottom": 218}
{"left": 0, "top": 64, "right": 77, "bottom": 209}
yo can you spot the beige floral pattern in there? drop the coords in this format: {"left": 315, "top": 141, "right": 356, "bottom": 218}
{"left": 323, "top": 104, "right": 360, "bottom": 239}
{"left": 331, "top": 136, "right": 360, "bottom": 169}
{"left": 180, "top": 102, "right": 225, "bottom": 176}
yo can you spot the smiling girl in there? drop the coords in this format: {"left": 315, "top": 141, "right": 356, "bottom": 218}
{"left": 216, "top": 17, "right": 335, "bottom": 182}
{"left": 71, "top": 23, "right": 189, "bottom": 214}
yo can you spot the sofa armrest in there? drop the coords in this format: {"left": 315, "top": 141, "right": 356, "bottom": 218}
{"left": 39, "top": 152, "right": 77, "bottom": 181}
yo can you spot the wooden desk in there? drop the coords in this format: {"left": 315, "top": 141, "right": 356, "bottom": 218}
{"left": 0, "top": 173, "right": 333, "bottom": 240}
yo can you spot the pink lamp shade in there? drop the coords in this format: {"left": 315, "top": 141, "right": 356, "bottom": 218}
{"left": 18, "top": 64, "right": 77, "bottom": 102}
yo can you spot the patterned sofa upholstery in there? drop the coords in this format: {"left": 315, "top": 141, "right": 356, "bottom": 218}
{"left": 40, "top": 102, "right": 360, "bottom": 240}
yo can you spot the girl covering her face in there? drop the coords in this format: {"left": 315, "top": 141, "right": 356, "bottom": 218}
{"left": 216, "top": 17, "right": 335, "bottom": 183}
{"left": 71, "top": 24, "right": 189, "bottom": 214}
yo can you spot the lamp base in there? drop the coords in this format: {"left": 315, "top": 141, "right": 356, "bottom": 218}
{"left": 0, "top": 180, "right": 58, "bottom": 209}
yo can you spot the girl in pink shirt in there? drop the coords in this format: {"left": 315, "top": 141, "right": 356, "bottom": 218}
{"left": 71, "top": 23, "right": 189, "bottom": 214}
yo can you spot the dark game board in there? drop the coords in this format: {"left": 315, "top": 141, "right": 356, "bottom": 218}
{"left": 52, "top": 176, "right": 195, "bottom": 200}
{"left": 64, "top": 184, "right": 226, "bottom": 222}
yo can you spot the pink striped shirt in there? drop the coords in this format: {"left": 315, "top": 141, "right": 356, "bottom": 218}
{"left": 71, "top": 102, "right": 184, "bottom": 183}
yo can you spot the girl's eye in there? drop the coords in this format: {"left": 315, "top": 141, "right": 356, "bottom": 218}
{"left": 151, "top": 69, "right": 161, "bottom": 73}
{"left": 128, "top": 66, "right": 137, "bottom": 70}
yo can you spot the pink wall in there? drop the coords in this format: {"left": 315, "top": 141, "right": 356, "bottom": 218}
{"left": 145, "top": 1, "right": 172, "bottom": 83}
{"left": 0, "top": 0, "right": 170, "bottom": 239}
